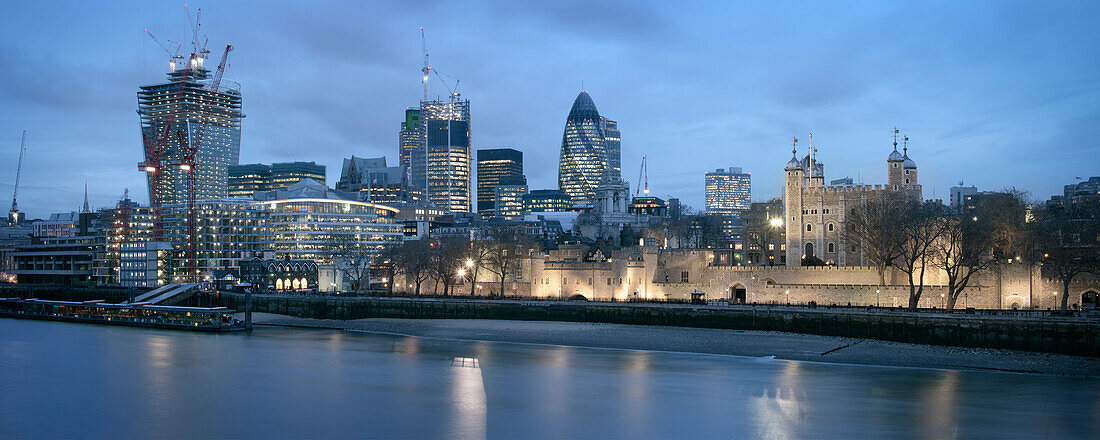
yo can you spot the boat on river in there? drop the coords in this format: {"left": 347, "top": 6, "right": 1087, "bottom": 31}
{"left": 0, "top": 298, "right": 246, "bottom": 332}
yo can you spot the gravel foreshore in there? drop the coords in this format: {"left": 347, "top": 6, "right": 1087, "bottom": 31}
{"left": 245, "top": 312, "right": 1098, "bottom": 377}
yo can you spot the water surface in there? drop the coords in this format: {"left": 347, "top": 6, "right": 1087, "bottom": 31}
{"left": 0, "top": 319, "right": 1096, "bottom": 439}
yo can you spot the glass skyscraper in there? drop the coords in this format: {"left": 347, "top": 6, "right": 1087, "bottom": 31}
{"left": 399, "top": 107, "right": 422, "bottom": 185}
{"left": 476, "top": 148, "right": 524, "bottom": 216}
{"left": 138, "top": 63, "right": 243, "bottom": 205}
{"left": 421, "top": 99, "right": 472, "bottom": 213}
{"left": 558, "top": 91, "right": 620, "bottom": 207}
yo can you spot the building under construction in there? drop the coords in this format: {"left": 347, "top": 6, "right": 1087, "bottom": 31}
{"left": 421, "top": 99, "right": 471, "bottom": 213}
{"left": 137, "top": 63, "right": 243, "bottom": 205}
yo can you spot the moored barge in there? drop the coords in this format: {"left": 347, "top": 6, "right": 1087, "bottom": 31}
{"left": 0, "top": 298, "right": 247, "bottom": 332}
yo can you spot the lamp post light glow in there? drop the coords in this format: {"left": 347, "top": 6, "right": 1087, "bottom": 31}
{"left": 769, "top": 218, "right": 783, "bottom": 228}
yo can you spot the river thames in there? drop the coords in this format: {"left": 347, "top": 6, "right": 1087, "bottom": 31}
{"left": 1, "top": 318, "right": 1097, "bottom": 439}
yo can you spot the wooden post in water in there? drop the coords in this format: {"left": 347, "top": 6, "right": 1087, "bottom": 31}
{"left": 245, "top": 290, "right": 253, "bottom": 330}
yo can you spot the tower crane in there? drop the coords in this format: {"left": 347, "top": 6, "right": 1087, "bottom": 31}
{"left": 174, "top": 44, "right": 232, "bottom": 283}
{"left": 635, "top": 155, "right": 649, "bottom": 197}
{"left": 8, "top": 130, "right": 27, "bottom": 224}
{"left": 420, "top": 27, "right": 430, "bottom": 101}
{"left": 184, "top": 5, "right": 209, "bottom": 67}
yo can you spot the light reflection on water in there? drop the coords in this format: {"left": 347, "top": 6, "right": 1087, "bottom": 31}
{"left": 0, "top": 319, "right": 1097, "bottom": 439}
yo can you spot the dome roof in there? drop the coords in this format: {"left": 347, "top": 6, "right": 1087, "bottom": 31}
{"left": 888, "top": 149, "right": 904, "bottom": 161}
{"left": 903, "top": 155, "right": 917, "bottom": 168}
{"left": 785, "top": 156, "right": 802, "bottom": 170}
{"left": 567, "top": 91, "right": 601, "bottom": 122}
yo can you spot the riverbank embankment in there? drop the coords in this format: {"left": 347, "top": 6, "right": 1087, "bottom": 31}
{"left": 246, "top": 312, "right": 1097, "bottom": 376}
{"left": 217, "top": 293, "right": 1100, "bottom": 357}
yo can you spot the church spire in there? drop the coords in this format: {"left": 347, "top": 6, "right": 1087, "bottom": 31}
{"left": 82, "top": 182, "right": 90, "bottom": 213}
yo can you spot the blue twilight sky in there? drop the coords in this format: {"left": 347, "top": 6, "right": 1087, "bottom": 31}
{"left": 0, "top": 1, "right": 1097, "bottom": 219}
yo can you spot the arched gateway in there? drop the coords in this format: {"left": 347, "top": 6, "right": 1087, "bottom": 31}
{"left": 729, "top": 284, "right": 747, "bottom": 304}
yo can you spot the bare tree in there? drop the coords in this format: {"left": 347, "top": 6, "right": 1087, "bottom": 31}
{"left": 483, "top": 226, "right": 531, "bottom": 298}
{"left": 387, "top": 240, "right": 433, "bottom": 296}
{"left": 464, "top": 239, "right": 492, "bottom": 296}
{"left": 892, "top": 200, "right": 949, "bottom": 310}
{"left": 843, "top": 195, "right": 907, "bottom": 285}
{"left": 978, "top": 189, "right": 1031, "bottom": 259}
{"left": 933, "top": 213, "right": 997, "bottom": 311}
{"left": 428, "top": 236, "right": 468, "bottom": 296}
{"left": 1033, "top": 204, "right": 1100, "bottom": 311}
{"left": 327, "top": 233, "right": 373, "bottom": 294}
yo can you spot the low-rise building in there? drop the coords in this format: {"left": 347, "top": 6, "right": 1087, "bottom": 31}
{"left": 119, "top": 241, "right": 172, "bottom": 288}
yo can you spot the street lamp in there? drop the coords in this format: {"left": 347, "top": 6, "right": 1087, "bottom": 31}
{"left": 876, "top": 289, "right": 880, "bottom": 307}
{"left": 785, "top": 289, "right": 790, "bottom": 305}
{"left": 465, "top": 259, "right": 474, "bottom": 268}
{"left": 769, "top": 218, "right": 783, "bottom": 228}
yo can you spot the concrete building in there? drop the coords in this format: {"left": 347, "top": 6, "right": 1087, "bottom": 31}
{"left": 421, "top": 99, "right": 472, "bottom": 213}
{"left": 138, "top": 58, "right": 243, "bottom": 205}
{"left": 160, "top": 199, "right": 271, "bottom": 283}
{"left": 118, "top": 241, "right": 172, "bottom": 288}
{"left": 10, "top": 236, "right": 96, "bottom": 286}
{"left": 32, "top": 213, "right": 80, "bottom": 238}
{"left": 950, "top": 183, "right": 978, "bottom": 213}
{"left": 783, "top": 134, "right": 921, "bottom": 266}
{"left": 476, "top": 148, "right": 524, "bottom": 217}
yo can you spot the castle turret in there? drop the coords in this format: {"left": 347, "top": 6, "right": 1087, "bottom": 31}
{"left": 887, "top": 127, "right": 905, "bottom": 190}
{"left": 784, "top": 137, "right": 804, "bottom": 266}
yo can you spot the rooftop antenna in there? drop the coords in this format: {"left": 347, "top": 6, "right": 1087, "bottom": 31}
{"left": 420, "top": 27, "right": 430, "bottom": 101}
{"left": 8, "top": 130, "right": 27, "bottom": 223}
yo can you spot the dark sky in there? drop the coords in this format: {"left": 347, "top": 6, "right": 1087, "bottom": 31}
{"left": 1, "top": 1, "right": 1097, "bottom": 219}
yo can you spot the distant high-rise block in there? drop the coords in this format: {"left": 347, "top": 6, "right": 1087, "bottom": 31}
{"left": 524, "top": 189, "right": 573, "bottom": 213}
{"left": 271, "top": 162, "right": 326, "bottom": 188}
{"left": 476, "top": 148, "right": 524, "bottom": 216}
{"left": 558, "top": 91, "right": 620, "bottom": 207}
{"left": 705, "top": 167, "right": 751, "bottom": 216}
{"left": 138, "top": 63, "right": 243, "bottom": 205}
{"left": 228, "top": 164, "right": 272, "bottom": 197}
{"left": 422, "top": 99, "right": 472, "bottom": 213}
{"left": 399, "top": 108, "right": 422, "bottom": 183}
{"left": 494, "top": 184, "right": 528, "bottom": 220}
{"left": 228, "top": 162, "right": 325, "bottom": 197}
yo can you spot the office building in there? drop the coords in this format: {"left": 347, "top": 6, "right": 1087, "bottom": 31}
{"left": 137, "top": 59, "right": 243, "bottom": 205}
{"left": 228, "top": 164, "right": 272, "bottom": 197}
{"left": 950, "top": 183, "right": 978, "bottom": 213}
{"left": 830, "top": 177, "right": 855, "bottom": 186}
{"left": 603, "top": 118, "right": 621, "bottom": 178}
{"left": 494, "top": 183, "right": 529, "bottom": 220}
{"left": 336, "top": 156, "right": 422, "bottom": 206}
{"left": 399, "top": 108, "right": 422, "bottom": 175}
{"left": 228, "top": 162, "right": 326, "bottom": 197}
{"left": 118, "top": 241, "right": 173, "bottom": 288}
{"left": 705, "top": 167, "right": 751, "bottom": 216}
{"left": 559, "top": 91, "right": 620, "bottom": 207}
{"left": 253, "top": 179, "right": 405, "bottom": 263}
{"left": 160, "top": 199, "right": 272, "bottom": 282}
{"left": 476, "top": 148, "right": 524, "bottom": 216}
{"left": 524, "top": 189, "right": 574, "bottom": 213}
{"left": 421, "top": 99, "right": 472, "bottom": 212}
{"left": 271, "top": 162, "right": 326, "bottom": 188}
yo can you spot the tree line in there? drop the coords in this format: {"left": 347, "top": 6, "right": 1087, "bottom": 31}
{"left": 844, "top": 190, "right": 1099, "bottom": 311}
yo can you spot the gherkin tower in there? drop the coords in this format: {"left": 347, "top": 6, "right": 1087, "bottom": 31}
{"left": 558, "top": 91, "right": 618, "bottom": 206}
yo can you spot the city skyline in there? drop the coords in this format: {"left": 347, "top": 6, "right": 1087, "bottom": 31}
{"left": 1, "top": 1, "right": 1098, "bottom": 218}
